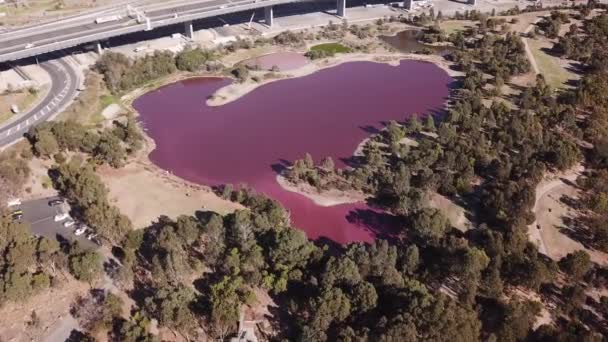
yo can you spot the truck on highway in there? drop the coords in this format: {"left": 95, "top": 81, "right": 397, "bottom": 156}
{"left": 95, "top": 15, "right": 122, "bottom": 24}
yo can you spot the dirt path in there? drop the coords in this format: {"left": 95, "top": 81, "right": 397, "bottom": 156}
{"left": 522, "top": 18, "right": 543, "bottom": 76}
{"left": 528, "top": 165, "right": 608, "bottom": 265}
{"left": 42, "top": 316, "right": 80, "bottom": 342}
{"left": 522, "top": 37, "right": 540, "bottom": 75}
{"left": 528, "top": 165, "right": 582, "bottom": 256}
{"left": 528, "top": 177, "right": 573, "bottom": 255}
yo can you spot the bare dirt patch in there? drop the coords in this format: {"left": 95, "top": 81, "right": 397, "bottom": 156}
{"left": 428, "top": 192, "right": 471, "bottom": 232}
{"left": 528, "top": 165, "right": 608, "bottom": 266}
{"left": 527, "top": 37, "right": 579, "bottom": 89}
{"left": 0, "top": 276, "right": 88, "bottom": 342}
{"left": 23, "top": 157, "right": 57, "bottom": 200}
{"left": 0, "top": 87, "right": 46, "bottom": 125}
{"left": 99, "top": 143, "right": 243, "bottom": 229}
{"left": 276, "top": 174, "right": 367, "bottom": 207}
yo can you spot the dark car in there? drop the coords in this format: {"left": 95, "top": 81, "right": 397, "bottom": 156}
{"left": 48, "top": 199, "right": 64, "bottom": 206}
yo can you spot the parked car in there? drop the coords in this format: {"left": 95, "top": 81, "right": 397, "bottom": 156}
{"left": 74, "top": 226, "right": 88, "bottom": 236}
{"left": 54, "top": 213, "right": 69, "bottom": 222}
{"left": 63, "top": 219, "right": 75, "bottom": 228}
{"left": 48, "top": 199, "right": 64, "bottom": 206}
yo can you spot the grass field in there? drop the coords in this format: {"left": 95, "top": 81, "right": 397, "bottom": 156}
{"left": 310, "top": 43, "right": 351, "bottom": 54}
{"left": 439, "top": 20, "right": 476, "bottom": 34}
{"left": 528, "top": 38, "right": 577, "bottom": 89}
{"left": 0, "top": 88, "right": 44, "bottom": 125}
{"left": 57, "top": 72, "right": 107, "bottom": 125}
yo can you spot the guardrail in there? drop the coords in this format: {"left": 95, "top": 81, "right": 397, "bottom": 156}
{"left": 0, "top": 0, "right": 310, "bottom": 63}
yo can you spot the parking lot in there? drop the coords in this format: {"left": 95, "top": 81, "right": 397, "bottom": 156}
{"left": 15, "top": 196, "right": 98, "bottom": 250}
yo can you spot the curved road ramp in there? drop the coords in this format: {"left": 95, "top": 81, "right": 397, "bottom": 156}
{"left": 0, "top": 58, "right": 78, "bottom": 148}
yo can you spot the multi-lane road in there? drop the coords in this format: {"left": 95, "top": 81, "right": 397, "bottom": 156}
{"left": 0, "top": 58, "right": 78, "bottom": 147}
{"left": 0, "top": 0, "right": 343, "bottom": 147}
{"left": 0, "top": 0, "right": 317, "bottom": 62}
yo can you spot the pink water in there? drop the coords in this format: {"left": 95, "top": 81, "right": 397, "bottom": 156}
{"left": 241, "top": 51, "right": 309, "bottom": 71}
{"left": 134, "top": 60, "right": 452, "bottom": 243}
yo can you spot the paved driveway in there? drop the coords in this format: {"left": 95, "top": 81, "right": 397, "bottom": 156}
{"left": 18, "top": 196, "right": 98, "bottom": 250}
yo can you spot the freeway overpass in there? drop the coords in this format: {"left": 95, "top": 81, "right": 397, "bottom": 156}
{"left": 0, "top": 0, "right": 350, "bottom": 63}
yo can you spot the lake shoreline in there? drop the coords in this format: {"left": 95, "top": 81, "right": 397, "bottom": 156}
{"left": 128, "top": 53, "right": 455, "bottom": 243}
{"left": 275, "top": 174, "right": 368, "bottom": 207}
{"left": 207, "top": 53, "right": 461, "bottom": 107}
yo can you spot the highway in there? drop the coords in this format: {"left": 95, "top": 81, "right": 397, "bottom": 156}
{"left": 0, "top": 0, "right": 319, "bottom": 63}
{"left": 0, "top": 58, "right": 78, "bottom": 147}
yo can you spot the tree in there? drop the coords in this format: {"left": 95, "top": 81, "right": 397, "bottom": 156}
{"left": 176, "top": 47, "right": 213, "bottom": 72}
{"left": 115, "top": 311, "right": 158, "bottom": 342}
{"left": 410, "top": 208, "right": 450, "bottom": 241}
{"left": 304, "top": 153, "right": 315, "bottom": 169}
{"left": 95, "top": 131, "right": 126, "bottom": 168}
{"left": 145, "top": 284, "right": 197, "bottom": 339}
{"left": 320, "top": 156, "right": 335, "bottom": 171}
{"left": 54, "top": 158, "right": 132, "bottom": 242}
{"left": 406, "top": 115, "right": 421, "bottom": 133}
{"left": 425, "top": 115, "right": 436, "bottom": 131}
{"left": 308, "top": 287, "right": 352, "bottom": 334}
{"left": 496, "top": 299, "right": 541, "bottom": 342}
{"left": 210, "top": 275, "right": 247, "bottom": 340}
{"left": 401, "top": 244, "right": 419, "bottom": 275}
{"left": 69, "top": 249, "right": 102, "bottom": 284}
{"left": 33, "top": 130, "right": 59, "bottom": 158}
{"left": 352, "top": 282, "right": 378, "bottom": 313}
{"left": 559, "top": 250, "right": 592, "bottom": 280}
{"left": 202, "top": 213, "right": 226, "bottom": 267}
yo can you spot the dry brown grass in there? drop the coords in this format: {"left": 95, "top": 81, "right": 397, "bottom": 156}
{"left": 428, "top": 192, "right": 471, "bottom": 232}
{"left": 528, "top": 165, "right": 608, "bottom": 266}
{"left": 98, "top": 160, "right": 243, "bottom": 229}
{"left": 0, "top": 275, "right": 88, "bottom": 342}
{"left": 57, "top": 71, "right": 107, "bottom": 125}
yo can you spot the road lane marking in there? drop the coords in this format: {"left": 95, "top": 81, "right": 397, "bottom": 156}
{"left": 30, "top": 216, "right": 55, "bottom": 226}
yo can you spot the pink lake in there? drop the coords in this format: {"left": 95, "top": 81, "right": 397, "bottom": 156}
{"left": 134, "top": 60, "right": 452, "bottom": 243}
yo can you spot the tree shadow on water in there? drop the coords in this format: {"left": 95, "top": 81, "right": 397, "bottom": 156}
{"left": 270, "top": 158, "right": 293, "bottom": 175}
{"left": 345, "top": 208, "right": 402, "bottom": 242}
{"left": 359, "top": 125, "right": 381, "bottom": 135}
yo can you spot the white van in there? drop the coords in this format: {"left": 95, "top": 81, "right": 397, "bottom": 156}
{"left": 7, "top": 198, "right": 21, "bottom": 207}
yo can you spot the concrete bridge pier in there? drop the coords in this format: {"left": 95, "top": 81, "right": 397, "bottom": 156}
{"left": 404, "top": 0, "right": 413, "bottom": 10}
{"left": 337, "top": 0, "right": 346, "bottom": 17}
{"left": 469, "top": 0, "right": 476, "bottom": 5}
{"left": 96, "top": 42, "right": 103, "bottom": 55}
{"left": 184, "top": 20, "right": 194, "bottom": 39}
{"left": 264, "top": 6, "right": 274, "bottom": 27}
